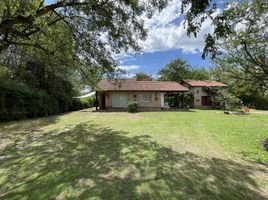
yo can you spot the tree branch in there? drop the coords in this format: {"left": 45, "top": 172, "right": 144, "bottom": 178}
{"left": 0, "top": 0, "right": 91, "bottom": 36}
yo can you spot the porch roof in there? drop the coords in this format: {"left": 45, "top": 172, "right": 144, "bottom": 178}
{"left": 182, "top": 79, "right": 226, "bottom": 87}
{"left": 96, "top": 79, "right": 189, "bottom": 92}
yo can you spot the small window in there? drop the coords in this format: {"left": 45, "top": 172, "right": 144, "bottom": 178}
{"left": 141, "top": 93, "right": 152, "bottom": 102}
{"left": 196, "top": 90, "right": 199, "bottom": 94}
{"left": 196, "top": 99, "right": 200, "bottom": 102}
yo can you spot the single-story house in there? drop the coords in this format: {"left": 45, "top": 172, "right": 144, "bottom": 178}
{"left": 181, "top": 79, "right": 226, "bottom": 108}
{"left": 95, "top": 79, "right": 189, "bottom": 110}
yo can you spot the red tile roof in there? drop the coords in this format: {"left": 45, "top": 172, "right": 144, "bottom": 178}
{"left": 97, "top": 79, "right": 189, "bottom": 92}
{"left": 182, "top": 79, "right": 226, "bottom": 87}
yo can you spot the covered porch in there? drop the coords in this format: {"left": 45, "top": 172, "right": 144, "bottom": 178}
{"left": 161, "top": 91, "right": 186, "bottom": 109}
{"left": 95, "top": 91, "right": 187, "bottom": 110}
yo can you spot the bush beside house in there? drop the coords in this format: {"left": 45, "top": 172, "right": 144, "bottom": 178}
{"left": 127, "top": 101, "right": 139, "bottom": 113}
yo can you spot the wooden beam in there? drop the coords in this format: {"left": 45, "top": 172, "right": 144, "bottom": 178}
{"left": 181, "top": 92, "right": 184, "bottom": 109}
{"left": 95, "top": 91, "right": 99, "bottom": 110}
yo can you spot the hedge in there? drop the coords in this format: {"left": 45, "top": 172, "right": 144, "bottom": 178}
{"left": 0, "top": 80, "right": 94, "bottom": 121}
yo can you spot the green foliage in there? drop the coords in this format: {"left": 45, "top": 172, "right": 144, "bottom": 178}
{"left": 0, "top": 80, "right": 48, "bottom": 121}
{"left": 79, "top": 95, "right": 96, "bottom": 108}
{"left": 239, "top": 93, "right": 268, "bottom": 110}
{"left": 127, "top": 101, "right": 139, "bottom": 113}
{"left": 254, "top": 95, "right": 268, "bottom": 110}
{"left": 69, "top": 99, "right": 91, "bottom": 111}
{"left": 210, "top": 88, "right": 240, "bottom": 110}
{"left": 134, "top": 73, "right": 153, "bottom": 81}
{"left": 158, "top": 58, "right": 209, "bottom": 82}
{"left": 0, "top": 0, "right": 167, "bottom": 82}
{"left": 0, "top": 65, "right": 12, "bottom": 79}
{"left": 212, "top": 0, "right": 268, "bottom": 83}
{"left": 212, "top": 65, "right": 268, "bottom": 110}
{"left": 183, "top": 92, "right": 194, "bottom": 108}
{"left": 0, "top": 26, "right": 83, "bottom": 120}
{"left": 182, "top": 0, "right": 268, "bottom": 72}
{"left": 0, "top": 110, "right": 268, "bottom": 199}
{"left": 0, "top": 80, "right": 90, "bottom": 121}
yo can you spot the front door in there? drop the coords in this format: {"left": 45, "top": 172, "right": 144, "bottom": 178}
{"left": 112, "top": 93, "right": 128, "bottom": 108}
{"left": 201, "top": 96, "right": 212, "bottom": 106}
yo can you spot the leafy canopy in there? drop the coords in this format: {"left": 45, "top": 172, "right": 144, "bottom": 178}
{"left": 0, "top": 0, "right": 167, "bottom": 83}
{"left": 213, "top": 1, "right": 268, "bottom": 83}
{"left": 158, "top": 58, "right": 209, "bottom": 83}
{"left": 134, "top": 72, "right": 153, "bottom": 81}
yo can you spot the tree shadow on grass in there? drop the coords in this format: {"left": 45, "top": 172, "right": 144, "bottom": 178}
{"left": 0, "top": 116, "right": 59, "bottom": 155}
{"left": 0, "top": 122, "right": 267, "bottom": 200}
{"left": 0, "top": 115, "right": 58, "bottom": 134}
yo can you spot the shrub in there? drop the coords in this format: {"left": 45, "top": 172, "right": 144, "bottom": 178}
{"left": 70, "top": 99, "right": 82, "bottom": 111}
{"left": 70, "top": 98, "right": 94, "bottom": 111}
{"left": 254, "top": 95, "right": 268, "bottom": 110}
{"left": 0, "top": 80, "right": 87, "bottom": 121}
{"left": 183, "top": 91, "right": 194, "bottom": 108}
{"left": 88, "top": 95, "right": 96, "bottom": 107}
{"left": 212, "top": 89, "right": 240, "bottom": 110}
{"left": 0, "top": 80, "right": 50, "bottom": 121}
{"left": 127, "top": 101, "right": 139, "bottom": 113}
{"left": 80, "top": 95, "right": 96, "bottom": 107}
{"left": 70, "top": 95, "right": 96, "bottom": 111}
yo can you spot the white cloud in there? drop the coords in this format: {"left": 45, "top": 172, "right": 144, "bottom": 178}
{"left": 137, "top": 0, "right": 217, "bottom": 54}
{"left": 124, "top": 72, "right": 135, "bottom": 78}
{"left": 117, "top": 65, "right": 141, "bottom": 71}
{"left": 141, "top": 20, "right": 213, "bottom": 54}
{"left": 110, "top": 0, "right": 221, "bottom": 63}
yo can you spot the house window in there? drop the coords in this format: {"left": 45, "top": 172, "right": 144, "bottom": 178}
{"left": 196, "top": 90, "right": 199, "bottom": 94}
{"left": 196, "top": 99, "right": 200, "bottom": 102}
{"left": 141, "top": 93, "right": 152, "bottom": 102}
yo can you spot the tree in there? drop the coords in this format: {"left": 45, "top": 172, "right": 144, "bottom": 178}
{"left": 0, "top": 19, "right": 84, "bottom": 114}
{"left": 158, "top": 58, "right": 209, "bottom": 82}
{"left": 211, "top": 1, "right": 268, "bottom": 84}
{"left": 0, "top": 0, "right": 167, "bottom": 83}
{"left": 212, "top": 65, "right": 268, "bottom": 109}
{"left": 134, "top": 73, "right": 152, "bottom": 81}
{"left": 207, "top": 1, "right": 268, "bottom": 109}
{"left": 181, "top": 0, "right": 268, "bottom": 75}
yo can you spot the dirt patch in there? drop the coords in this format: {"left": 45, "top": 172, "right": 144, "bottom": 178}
{"left": 100, "top": 172, "right": 113, "bottom": 181}
{"left": 128, "top": 113, "right": 140, "bottom": 120}
{"left": 256, "top": 111, "right": 268, "bottom": 115}
{"left": 252, "top": 111, "right": 268, "bottom": 115}
{"left": 0, "top": 139, "right": 12, "bottom": 152}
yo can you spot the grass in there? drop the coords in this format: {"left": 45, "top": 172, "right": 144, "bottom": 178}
{"left": 0, "top": 109, "right": 268, "bottom": 200}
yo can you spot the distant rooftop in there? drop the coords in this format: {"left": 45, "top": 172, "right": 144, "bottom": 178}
{"left": 182, "top": 79, "right": 226, "bottom": 87}
{"left": 97, "top": 79, "right": 189, "bottom": 92}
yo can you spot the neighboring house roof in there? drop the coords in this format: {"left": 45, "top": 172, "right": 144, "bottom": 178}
{"left": 182, "top": 79, "right": 226, "bottom": 87}
{"left": 97, "top": 79, "right": 189, "bottom": 92}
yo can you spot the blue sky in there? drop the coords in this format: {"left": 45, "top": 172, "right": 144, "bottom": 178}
{"left": 120, "top": 50, "right": 212, "bottom": 76}
{"left": 116, "top": 0, "right": 222, "bottom": 77}
{"left": 45, "top": 0, "right": 227, "bottom": 77}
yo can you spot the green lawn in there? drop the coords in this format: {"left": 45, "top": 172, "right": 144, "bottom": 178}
{"left": 0, "top": 109, "right": 268, "bottom": 200}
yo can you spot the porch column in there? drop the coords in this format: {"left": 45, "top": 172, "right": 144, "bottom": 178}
{"left": 181, "top": 92, "right": 184, "bottom": 109}
{"left": 95, "top": 91, "right": 99, "bottom": 110}
{"left": 160, "top": 92, "right": 165, "bottom": 108}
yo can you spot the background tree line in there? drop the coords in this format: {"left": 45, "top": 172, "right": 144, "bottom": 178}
{"left": 135, "top": 53, "right": 267, "bottom": 110}
{"left": 0, "top": 0, "right": 166, "bottom": 121}
{"left": 143, "top": 0, "right": 268, "bottom": 109}
{"left": 0, "top": 0, "right": 267, "bottom": 121}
